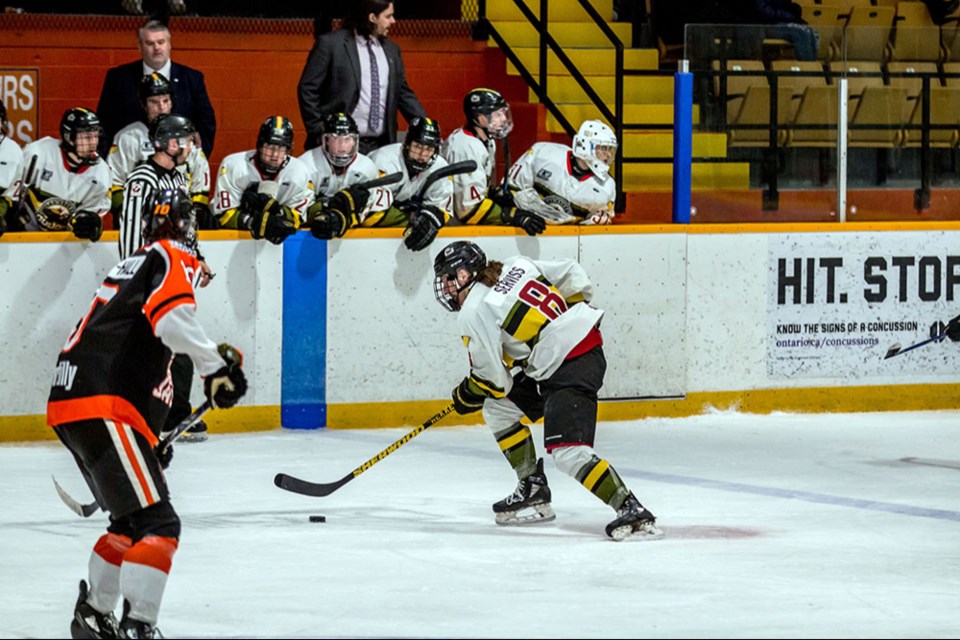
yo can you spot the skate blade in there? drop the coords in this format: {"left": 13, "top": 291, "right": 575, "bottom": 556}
{"left": 610, "top": 522, "right": 665, "bottom": 542}
{"left": 177, "top": 432, "right": 208, "bottom": 443}
{"left": 495, "top": 504, "right": 556, "bottom": 526}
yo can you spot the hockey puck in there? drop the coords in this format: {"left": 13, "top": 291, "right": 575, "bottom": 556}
{"left": 309, "top": 515, "right": 326, "bottom": 523}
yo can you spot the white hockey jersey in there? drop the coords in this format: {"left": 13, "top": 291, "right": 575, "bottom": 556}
{"left": 440, "top": 127, "right": 496, "bottom": 220}
{"left": 108, "top": 121, "right": 211, "bottom": 198}
{"left": 297, "top": 148, "right": 379, "bottom": 203}
{"left": 366, "top": 143, "right": 453, "bottom": 226}
{"left": 458, "top": 255, "right": 604, "bottom": 395}
{"left": 212, "top": 151, "right": 314, "bottom": 225}
{"left": 3, "top": 137, "right": 110, "bottom": 231}
{"left": 0, "top": 135, "right": 23, "bottom": 191}
{"left": 507, "top": 142, "right": 615, "bottom": 225}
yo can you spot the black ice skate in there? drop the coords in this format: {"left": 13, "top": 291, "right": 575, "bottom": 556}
{"left": 177, "top": 419, "right": 208, "bottom": 443}
{"left": 605, "top": 492, "right": 664, "bottom": 542}
{"left": 70, "top": 580, "right": 119, "bottom": 639}
{"left": 493, "top": 457, "right": 556, "bottom": 525}
{"left": 118, "top": 600, "right": 162, "bottom": 639}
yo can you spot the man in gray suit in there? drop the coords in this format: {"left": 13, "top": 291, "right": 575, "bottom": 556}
{"left": 297, "top": 0, "right": 426, "bottom": 155}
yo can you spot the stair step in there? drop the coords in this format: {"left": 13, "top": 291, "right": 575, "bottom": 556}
{"left": 489, "top": 20, "right": 633, "bottom": 48}
{"left": 486, "top": 0, "right": 613, "bottom": 22}
{"left": 544, "top": 103, "right": 699, "bottom": 132}
{"left": 620, "top": 163, "right": 751, "bottom": 191}
{"left": 529, "top": 75, "right": 674, "bottom": 104}
{"left": 621, "top": 132, "right": 728, "bottom": 158}
{"left": 507, "top": 47, "right": 660, "bottom": 76}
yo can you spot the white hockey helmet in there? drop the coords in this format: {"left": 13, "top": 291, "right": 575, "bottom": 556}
{"left": 572, "top": 119, "right": 618, "bottom": 178}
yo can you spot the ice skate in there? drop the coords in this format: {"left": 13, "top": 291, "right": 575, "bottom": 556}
{"left": 177, "top": 419, "right": 208, "bottom": 443}
{"left": 493, "top": 457, "right": 556, "bottom": 525}
{"left": 70, "top": 580, "right": 119, "bottom": 639}
{"left": 605, "top": 493, "right": 664, "bottom": 542}
{"left": 118, "top": 600, "right": 162, "bottom": 639}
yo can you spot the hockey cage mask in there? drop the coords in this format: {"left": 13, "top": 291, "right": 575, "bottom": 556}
{"left": 138, "top": 72, "right": 173, "bottom": 124}
{"left": 142, "top": 187, "right": 195, "bottom": 245}
{"left": 464, "top": 88, "right": 513, "bottom": 140}
{"left": 572, "top": 119, "right": 618, "bottom": 178}
{"left": 321, "top": 112, "right": 360, "bottom": 168}
{"left": 257, "top": 116, "right": 295, "bottom": 175}
{"left": 403, "top": 117, "right": 442, "bottom": 176}
{"left": 433, "top": 240, "right": 487, "bottom": 312}
{"left": 60, "top": 107, "right": 103, "bottom": 165}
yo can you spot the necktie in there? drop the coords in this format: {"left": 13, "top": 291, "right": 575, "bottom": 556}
{"left": 367, "top": 39, "right": 381, "bottom": 133}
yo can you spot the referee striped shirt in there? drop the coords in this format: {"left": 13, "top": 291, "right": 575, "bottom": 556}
{"left": 119, "top": 160, "right": 186, "bottom": 259}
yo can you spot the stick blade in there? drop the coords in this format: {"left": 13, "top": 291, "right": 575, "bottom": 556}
{"left": 52, "top": 475, "right": 99, "bottom": 517}
{"left": 274, "top": 472, "right": 348, "bottom": 497}
{"left": 884, "top": 343, "right": 902, "bottom": 359}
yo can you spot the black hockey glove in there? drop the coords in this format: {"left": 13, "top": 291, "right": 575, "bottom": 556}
{"left": 345, "top": 183, "right": 371, "bottom": 212}
{"left": 204, "top": 343, "right": 248, "bottom": 409}
{"left": 452, "top": 376, "right": 487, "bottom": 415}
{"left": 489, "top": 187, "right": 515, "bottom": 211}
{"left": 310, "top": 188, "right": 361, "bottom": 240}
{"left": 156, "top": 443, "right": 174, "bottom": 470}
{"left": 193, "top": 201, "right": 220, "bottom": 230}
{"left": 244, "top": 198, "right": 298, "bottom": 245}
{"left": 502, "top": 207, "right": 546, "bottom": 236}
{"left": 932, "top": 315, "right": 960, "bottom": 342}
{"left": 403, "top": 204, "right": 444, "bottom": 252}
{"left": 70, "top": 210, "right": 103, "bottom": 242}
{"left": 239, "top": 182, "right": 268, "bottom": 216}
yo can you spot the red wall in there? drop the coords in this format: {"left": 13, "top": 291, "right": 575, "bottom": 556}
{"left": 0, "top": 14, "right": 538, "bottom": 173}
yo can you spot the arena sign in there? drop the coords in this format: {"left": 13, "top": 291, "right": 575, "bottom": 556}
{"left": 1, "top": 68, "right": 39, "bottom": 145}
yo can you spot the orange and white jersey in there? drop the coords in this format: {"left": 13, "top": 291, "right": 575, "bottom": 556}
{"left": 507, "top": 142, "right": 615, "bottom": 225}
{"left": 297, "top": 147, "right": 379, "bottom": 203}
{"left": 212, "top": 150, "right": 314, "bottom": 225}
{"left": 441, "top": 127, "right": 496, "bottom": 221}
{"left": 3, "top": 137, "right": 111, "bottom": 231}
{"left": 0, "top": 135, "right": 22, "bottom": 191}
{"left": 108, "top": 121, "right": 211, "bottom": 199}
{"left": 47, "top": 239, "right": 224, "bottom": 445}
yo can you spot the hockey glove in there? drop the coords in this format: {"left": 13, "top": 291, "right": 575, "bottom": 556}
{"left": 204, "top": 343, "right": 248, "bottom": 409}
{"left": 310, "top": 188, "right": 359, "bottom": 240}
{"left": 345, "top": 183, "right": 371, "bottom": 212}
{"left": 239, "top": 182, "right": 268, "bottom": 216}
{"left": 70, "top": 210, "right": 104, "bottom": 242}
{"left": 156, "top": 443, "right": 174, "bottom": 470}
{"left": 489, "top": 188, "right": 515, "bottom": 211}
{"left": 452, "top": 376, "right": 488, "bottom": 415}
{"left": 245, "top": 199, "right": 298, "bottom": 245}
{"left": 502, "top": 207, "right": 546, "bottom": 236}
{"left": 403, "top": 204, "right": 444, "bottom": 252}
{"left": 193, "top": 201, "right": 220, "bottom": 230}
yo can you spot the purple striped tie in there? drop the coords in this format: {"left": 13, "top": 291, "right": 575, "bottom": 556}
{"left": 367, "top": 39, "right": 381, "bottom": 132}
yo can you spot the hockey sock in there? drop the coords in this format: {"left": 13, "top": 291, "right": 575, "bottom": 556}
{"left": 88, "top": 533, "right": 132, "bottom": 614}
{"left": 120, "top": 535, "right": 178, "bottom": 626}
{"left": 495, "top": 422, "right": 537, "bottom": 479}
{"left": 573, "top": 454, "right": 631, "bottom": 509}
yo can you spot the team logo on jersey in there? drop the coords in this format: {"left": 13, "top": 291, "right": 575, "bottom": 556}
{"left": 536, "top": 168, "right": 552, "bottom": 181}
{"left": 41, "top": 169, "right": 53, "bottom": 182}
{"left": 131, "top": 182, "right": 143, "bottom": 195}
{"left": 543, "top": 195, "right": 573, "bottom": 216}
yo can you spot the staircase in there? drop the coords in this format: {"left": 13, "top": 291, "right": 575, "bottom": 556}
{"left": 483, "top": 0, "right": 750, "bottom": 192}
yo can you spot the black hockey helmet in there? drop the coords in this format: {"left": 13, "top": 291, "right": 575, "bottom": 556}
{"left": 433, "top": 240, "right": 487, "bottom": 312}
{"left": 60, "top": 107, "right": 102, "bottom": 165}
{"left": 142, "top": 187, "right": 195, "bottom": 244}
{"left": 149, "top": 113, "right": 195, "bottom": 151}
{"left": 138, "top": 72, "right": 173, "bottom": 105}
{"left": 403, "top": 116, "right": 442, "bottom": 176}
{"left": 257, "top": 116, "right": 295, "bottom": 151}
{"left": 463, "top": 88, "right": 513, "bottom": 139}
{"left": 321, "top": 112, "right": 359, "bottom": 168}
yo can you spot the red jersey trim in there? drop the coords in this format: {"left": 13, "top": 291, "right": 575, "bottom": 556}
{"left": 47, "top": 395, "right": 158, "bottom": 446}
{"left": 565, "top": 325, "right": 603, "bottom": 361}
{"left": 566, "top": 151, "right": 593, "bottom": 183}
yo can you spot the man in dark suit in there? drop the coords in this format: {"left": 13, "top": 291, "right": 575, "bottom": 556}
{"left": 96, "top": 19, "right": 217, "bottom": 158}
{"left": 297, "top": 0, "right": 426, "bottom": 154}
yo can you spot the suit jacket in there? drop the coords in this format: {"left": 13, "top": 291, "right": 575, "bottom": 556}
{"left": 297, "top": 28, "right": 426, "bottom": 150}
{"left": 96, "top": 60, "right": 217, "bottom": 157}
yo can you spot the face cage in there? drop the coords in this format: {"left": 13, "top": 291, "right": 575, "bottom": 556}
{"left": 433, "top": 272, "right": 463, "bottom": 312}
{"left": 257, "top": 143, "right": 290, "bottom": 174}
{"left": 323, "top": 133, "right": 359, "bottom": 168}
{"left": 65, "top": 129, "right": 102, "bottom": 165}
{"left": 480, "top": 107, "right": 514, "bottom": 140}
{"left": 404, "top": 143, "right": 438, "bottom": 176}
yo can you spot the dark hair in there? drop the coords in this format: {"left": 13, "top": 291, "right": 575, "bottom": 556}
{"left": 345, "top": 0, "right": 393, "bottom": 36}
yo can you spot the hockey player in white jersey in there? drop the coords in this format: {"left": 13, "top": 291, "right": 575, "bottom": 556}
{"left": 0, "top": 102, "right": 22, "bottom": 237}
{"left": 433, "top": 240, "right": 663, "bottom": 541}
{"left": 213, "top": 116, "right": 313, "bottom": 245}
{"left": 311, "top": 116, "right": 453, "bottom": 251}
{"left": 108, "top": 72, "right": 212, "bottom": 226}
{"left": 0, "top": 107, "right": 109, "bottom": 241}
{"left": 441, "top": 88, "right": 544, "bottom": 235}
{"left": 506, "top": 119, "right": 618, "bottom": 226}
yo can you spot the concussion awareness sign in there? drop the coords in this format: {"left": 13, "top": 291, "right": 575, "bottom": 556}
{"left": 767, "top": 231, "right": 960, "bottom": 378}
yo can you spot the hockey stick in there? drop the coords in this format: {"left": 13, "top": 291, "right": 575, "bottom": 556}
{"left": 357, "top": 171, "right": 403, "bottom": 191}
{"left": 53, "top": 401, "right": 212, "bottom": 517}
{"left": 884, "top": 328, "right": 951, "bottom": 359}
{"left": 410, "top": 159, "right": 479, "bottom": 207}
{"left": 11, "top": 154, "right": 37, "bottom": 230}
{"left": 274, "top": 403, "right": 456, "bottom": 497}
